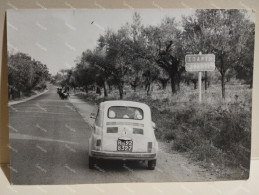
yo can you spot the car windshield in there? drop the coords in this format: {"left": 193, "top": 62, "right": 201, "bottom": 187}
{"left": 108, "top": 106, "right": 144, "bottom": 120}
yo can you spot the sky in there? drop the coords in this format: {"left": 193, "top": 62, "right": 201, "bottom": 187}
{"left": 7, "top": 9, "right": 195, "bottom": 74}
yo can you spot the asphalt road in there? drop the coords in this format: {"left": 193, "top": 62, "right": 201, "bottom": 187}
{"left": 9, "top": 85, "right": 215, "bottom": 184}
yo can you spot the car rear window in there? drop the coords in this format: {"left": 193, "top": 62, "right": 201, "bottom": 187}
{"left": 108, "top": 106, "right": 144, "bottom": 120}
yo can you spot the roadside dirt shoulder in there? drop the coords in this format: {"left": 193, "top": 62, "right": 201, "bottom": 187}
{"left": 8, "top": 89, "right": 48, "bottom": 106}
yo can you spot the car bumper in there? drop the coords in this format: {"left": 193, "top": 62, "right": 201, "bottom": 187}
{"left": 90, "top": 150, "right": 156, "bottom": 160}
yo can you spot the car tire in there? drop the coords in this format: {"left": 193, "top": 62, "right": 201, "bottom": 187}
{"left": 147, "top": 159, "right": 156, "bottom": 170}
{"left": 89, "top": 156, "right": 96, "bottom": 169}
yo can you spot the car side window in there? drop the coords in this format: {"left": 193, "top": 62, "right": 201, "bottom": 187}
{"left": 95, "top": 108, "right": 101, "bottom": 127}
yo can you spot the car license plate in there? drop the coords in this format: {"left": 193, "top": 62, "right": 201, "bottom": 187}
{"left": 117, "top": 139, "right": 133, "bottom": 152}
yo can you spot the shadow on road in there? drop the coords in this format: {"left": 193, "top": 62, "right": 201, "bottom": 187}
{"left": 91, "top": 159, "right": 149, "bottom": 173}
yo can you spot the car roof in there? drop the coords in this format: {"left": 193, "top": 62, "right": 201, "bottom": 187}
{"left": 100, "top": 100, "right": 150, "bottom": 109}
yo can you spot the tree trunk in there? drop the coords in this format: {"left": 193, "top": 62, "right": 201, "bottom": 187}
{"left": 194, "top": 82, "right": 197, "bottom": 89}
{"left": 96, "top": 86, "right": 101, "bottom": 95}
{"left": 177, "top": 81, "right": 180, "bottom": 91}
{"left": 147, "top": 84, "right": 151, "bottom": 96}
{"left": 226, "top": 77, "right": 230, "bottom": 82}
{"left": 221, "top": 73, "right": 226, "bottom": 99}
{"left": 191, "top": 79, "right": 197, "bottom": 89}
{"left": 159, "top": 79, "right": 168, "bottom": 90}
{"left": 204, "top": 71, "right": 208, "bottom": 91}
{"left": 103, "top": 81, "right": 108, "bottom": 97}
{"left": 162, "top": 82, "right": 167, "bottom": 90}
{"left": 118, "top": 83, "right": 124, "bottom": 99}
{"left": 131, "top": 82, "right": 137, "bottom": 92}
{"left": 108, "top": 84, "right": 112, "bottom": 92}
{"left": 170, "top": 76, "right": 176, "bottom": 94}
{"left": 145, "top": 83, "right": 149, "bottom": 91}
{"left": 84, "top": 86, "right": 88, "bottom": 93}
{"left": 220, "top": 55, "right": 226, "bottom": 99}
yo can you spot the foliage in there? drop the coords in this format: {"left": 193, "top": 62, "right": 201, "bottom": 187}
{"left": 56, "top": 10, "right": 254, "bottom": 101}
{"left": 8, "top": 52, "right": 49, "bottom": 99}
{"left": 143, "top": 17, "right": 185, "bottom": 93}
{"left": 182, "top": 10, "right": 255, "bottom": 98}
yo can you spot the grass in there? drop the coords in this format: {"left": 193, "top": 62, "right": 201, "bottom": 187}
{"left": 75, "top": 82, "right": 252, "bottom": 179}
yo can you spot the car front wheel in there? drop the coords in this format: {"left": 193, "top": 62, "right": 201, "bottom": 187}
{"left": 147, "top": 159, "right": 156, "bottom": 170}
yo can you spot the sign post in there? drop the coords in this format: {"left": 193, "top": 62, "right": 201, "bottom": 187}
{"left": 185, "top": 52, "right": 215, "bottom": 103}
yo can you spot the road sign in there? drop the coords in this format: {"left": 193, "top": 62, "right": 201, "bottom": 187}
{"left": 185, "top": 53, "right": 216, "bottom": 103}
{"left": 185, "top": 54, "right": 215, "bottom": 72}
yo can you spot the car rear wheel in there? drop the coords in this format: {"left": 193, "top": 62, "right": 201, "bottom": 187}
{"left": 89, "top": 156, "right": 96, "bottom": 169}
{"left": 147, "top": 159, "right": 156, "bottom": 170}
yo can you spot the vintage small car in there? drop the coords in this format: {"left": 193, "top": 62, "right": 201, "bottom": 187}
{"left": 88, "top": 100, "right": 158, "bottom": 170}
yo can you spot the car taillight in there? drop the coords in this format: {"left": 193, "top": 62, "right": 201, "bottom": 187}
{"left": 147, "top": 142, "right": 152, "bottom": 153}
{"left": 96, "top": 139, "right": 101, "bottom": 151}
{"left": 133, "top": 128, "right": 143, "bottom": 134}
{"left": 107, "top": 127, "right": 118, "bottom": 133}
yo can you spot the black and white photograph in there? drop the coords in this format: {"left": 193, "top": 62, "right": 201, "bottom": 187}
{"left": 7, "top": 9, "right": 255, "bottom": 184}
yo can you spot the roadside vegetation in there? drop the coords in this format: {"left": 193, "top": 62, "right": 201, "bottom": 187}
{"left": 75, "top": 83, "right": 251, "bottom": 179}
{"left": 54, "top": 10, "right": 254, "bottom": 179}
{"left": 8, "top": 52, "right": 50, "bottom": 100}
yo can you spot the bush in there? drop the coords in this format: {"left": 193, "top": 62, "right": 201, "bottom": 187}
{"left": 137, "top": 96, "right": 251, "bottom": 177}
{"left": 34, "top": 81, "right": 47, "bottom": 91}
